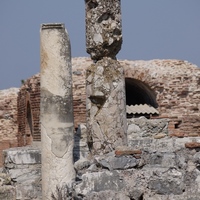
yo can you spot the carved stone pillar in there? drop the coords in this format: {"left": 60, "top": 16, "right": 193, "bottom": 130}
{"left": 40, "top": 23, "right": 75, "bottom": 199}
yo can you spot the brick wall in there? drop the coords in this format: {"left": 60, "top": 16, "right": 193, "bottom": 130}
{"left": 17, "top": 74, "right": 40, "bottom": 146}
{"left": 0, "top": 88, "right": 19, "bottom": 166}
{"left": 123, "top": 59, "right": 200, "bottom": 136}
{"left": 16, "top": 57, "right": 200, "bottom": 146}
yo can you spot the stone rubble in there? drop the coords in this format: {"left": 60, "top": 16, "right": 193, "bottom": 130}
{"left": 2, "top": 121, "right": 200, "bottom": 199}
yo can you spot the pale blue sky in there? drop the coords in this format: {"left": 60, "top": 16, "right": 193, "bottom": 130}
{"left": 0, "top": 1, "right": 200, "bottom": 89}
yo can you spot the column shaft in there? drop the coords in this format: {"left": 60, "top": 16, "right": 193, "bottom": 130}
{"left": 40, "top": 23, "right": 75, "bottom": 199}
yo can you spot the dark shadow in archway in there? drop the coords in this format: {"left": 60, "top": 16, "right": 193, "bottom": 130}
{"left": 26, "top": 101, "right": 33, "bottom": 138}
{"left": 125, "top": 78, "right": 158, "bottom": 108}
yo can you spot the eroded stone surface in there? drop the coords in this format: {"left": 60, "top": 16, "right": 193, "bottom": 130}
{"left": 86, "top": 58, "right": 127, "bottom": 154}
{"left": 85, "top": 0, "right": 122, "bottom": 60}
{"left": 40, "top": 23, "right": 75, "bottom": 199}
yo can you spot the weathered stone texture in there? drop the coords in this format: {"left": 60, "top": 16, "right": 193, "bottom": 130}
{"left": 86, "top": 58, "right": 127, "bottom": 154}
{"left": 40, "top": 23, "right": 75, "bottom": 199}
{"left": 0, "top": 88, "right": 19, "bottom": 167}
{"left": 85, "top": 0, "right": 122, "bottom": 60}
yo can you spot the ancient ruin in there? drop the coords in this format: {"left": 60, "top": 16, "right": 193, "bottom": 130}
{"left": 1, "top": 1, "right": 200, "bottom": 200}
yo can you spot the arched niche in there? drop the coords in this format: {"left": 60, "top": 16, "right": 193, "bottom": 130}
{"left": 125, "top": 78, "right": 158, "bottom": 108}
{"left": 25, "top": 101, "right": 33, "bottom": 144}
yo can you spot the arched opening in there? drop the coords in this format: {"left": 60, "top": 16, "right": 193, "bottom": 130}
{"left": 125, "top": 78, "right": 158, "bottom": 118}
{"left": 25, "top": 101, "right": 33, "bottom": 145}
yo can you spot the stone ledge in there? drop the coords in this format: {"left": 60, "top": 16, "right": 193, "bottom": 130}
{"left": 3, "top": 147, "right": 41, "bottom": 166}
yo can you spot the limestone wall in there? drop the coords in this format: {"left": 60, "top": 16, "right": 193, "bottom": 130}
{"left": 0, "top": 88, "right": 19, "bottom": 167}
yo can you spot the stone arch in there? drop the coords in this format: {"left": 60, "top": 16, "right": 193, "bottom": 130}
{"left": 125, "top": 78, "right": 158, "bottom": 108}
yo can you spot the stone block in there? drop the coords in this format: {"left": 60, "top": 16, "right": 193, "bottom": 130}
{"left": 3, "top": 147, "right": 41, "bottom": 166}
{"left": 75, "top": 171, "right": 124, "bottom": 195}
{"left": 95, "top": 152, "right": 139, "bottom": 170}
{"left": 3, "top": 147, "right": 42, "bottom": 199}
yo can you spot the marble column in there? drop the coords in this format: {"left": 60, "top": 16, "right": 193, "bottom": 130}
{"left": 40, "top": 23, "right": 75, "bottom": 199}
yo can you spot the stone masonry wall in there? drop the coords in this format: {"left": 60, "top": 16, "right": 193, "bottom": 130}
{"left": 16, "top": 57, "right": 200, "bottom": 146}
{"left": 0, "top": 88, "right": 19, "bottom": 167}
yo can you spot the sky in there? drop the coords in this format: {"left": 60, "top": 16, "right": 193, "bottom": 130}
{"left": 0, "top": 1, "right": 200, "bottom": 90}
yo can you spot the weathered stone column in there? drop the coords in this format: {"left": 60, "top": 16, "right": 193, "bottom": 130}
{"left": 40, "top": 23, "right": 75, "bottom": 199}
{"left": 85, "top": 0, "right": 127, "bottom": 155}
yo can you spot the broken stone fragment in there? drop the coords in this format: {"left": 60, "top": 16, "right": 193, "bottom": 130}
{"left": 154, "top": 133, "right": 166, "bottom": 139}
{"left": 85, "top": 0, "right": 122, "bottom": 60}
{"left": 94, "top": 152, "right": 139, "bottom": 170}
